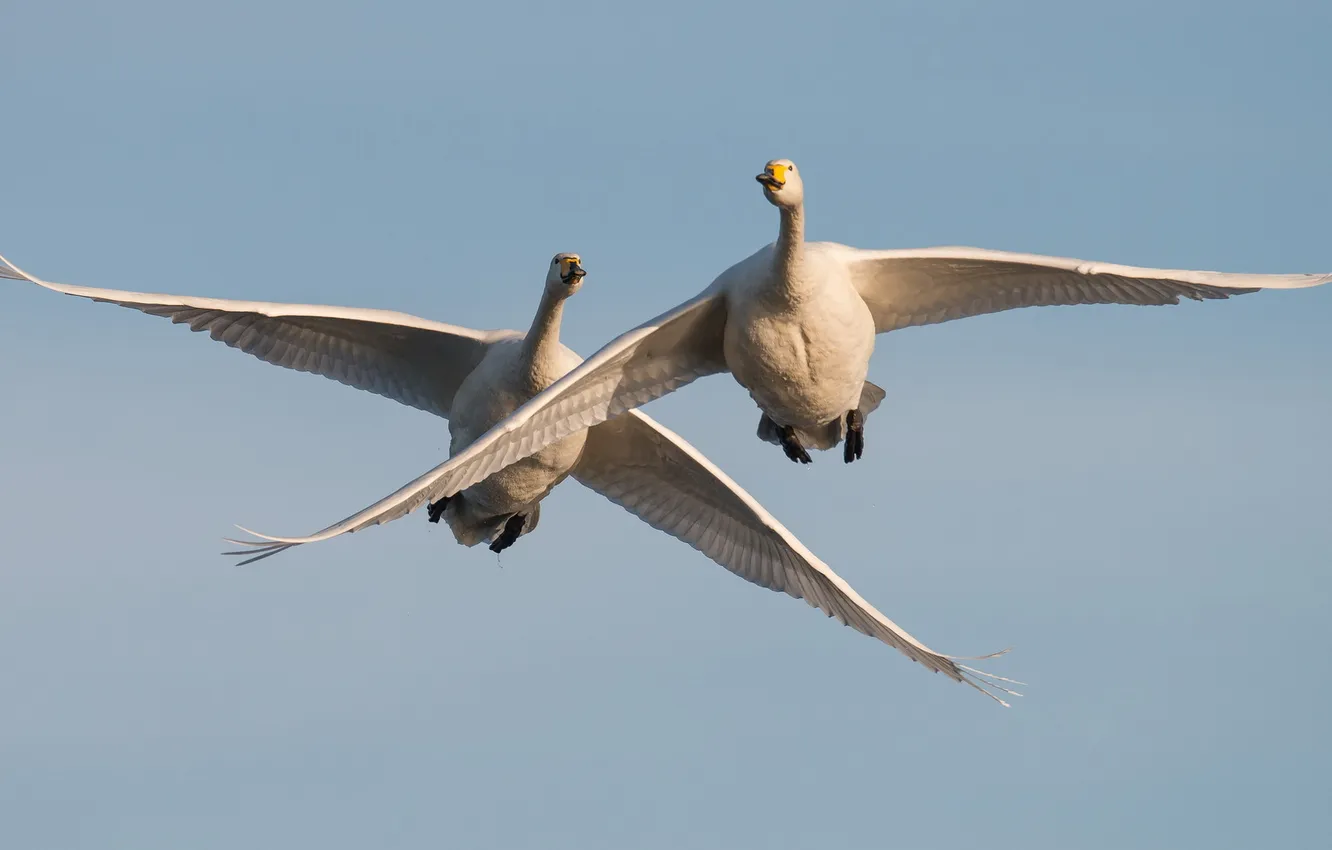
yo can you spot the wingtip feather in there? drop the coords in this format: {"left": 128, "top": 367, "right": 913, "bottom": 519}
{"left": 0, "top": 252, "right": 37, "bottom": 282}
{"left": 233, "top": 544, "right": 296, "bottom": 565}
{"left": 233, "top": 524, "right": 299, "bottom": 543}
{"left": 945, "top": 651, "right": 1024, "bottom": 707}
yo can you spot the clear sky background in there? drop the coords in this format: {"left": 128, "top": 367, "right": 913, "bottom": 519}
{"left": 2, "top": 1, "right": 1330, "bottom": 848}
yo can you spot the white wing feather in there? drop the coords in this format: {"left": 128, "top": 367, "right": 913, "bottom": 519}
{"left": 223, "top": 404, "right": 1019, "bottom": 703}
{"left": 835, "top": 244, "right": 1332, "bottom": 333}
{"left": 0, "top": 252, "right": 510, "bottom": 418}
{"left": 570, "top": 410, "right": 1019, "bottom": 704}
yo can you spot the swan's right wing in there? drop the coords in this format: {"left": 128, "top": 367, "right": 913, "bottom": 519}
{"left": 570, "top": 410, "right": 1018, "bottom": 704}
{"left": 222, "top": 291, "right": 730, "bottom": 555}
{"left": 835, "top": 244, "right": 1332, "bottom": 334}
{"left": 1, "top": 252, "right": 512, "bottom": 419}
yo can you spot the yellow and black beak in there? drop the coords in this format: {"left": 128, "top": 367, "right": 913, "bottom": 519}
{"left": 561, "top": 260, "right": 587, "bottom": 284}
{"left": 755, "top": 164, "right": 787, "bottom": 190}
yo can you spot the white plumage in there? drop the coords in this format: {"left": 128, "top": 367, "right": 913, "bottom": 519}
{"left": 1, "top": 250, "right": 1017, "bottom": 704}
{"left": 216, "top": 159, "right": 1330, "bottom": 552}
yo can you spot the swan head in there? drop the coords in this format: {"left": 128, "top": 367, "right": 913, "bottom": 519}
{"left": 755, "top": 159, "right": 803, "bottom": 208}
{"left": 546, "top": 253, "right": 587, "bottom": 296}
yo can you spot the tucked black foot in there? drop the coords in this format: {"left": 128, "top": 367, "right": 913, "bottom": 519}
{"left": 778, "top": 425, "right": 813, "bottom": 464}
{"left": 426, "top": 496, "right": 450, "bottom": 524}
{"left": 843, "top": 409, "right": 864, "bottom": 464}
{"left": 489, "top": 514, "right": 526, "bottom": 554}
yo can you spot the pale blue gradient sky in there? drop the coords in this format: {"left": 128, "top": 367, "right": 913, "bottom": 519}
{"left": 2, "top": 2, "right": 1330, "bottom": 848}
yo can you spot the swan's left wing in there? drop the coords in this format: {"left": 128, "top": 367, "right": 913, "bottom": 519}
{"left": 832, "top": 244, "right": 1332, "bottom": 334}
{"left": 569, "top": 409, "right": 1018, "bottom": 704}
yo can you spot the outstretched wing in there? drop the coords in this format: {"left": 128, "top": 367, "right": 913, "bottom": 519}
{"left": 570, "top": 410, "right": 1019, "bottom": 704}
{"left": 225, "top": 404, "right": 1018, "bottom": 704}
{"left": 1, "top": 252, "right": 512, "bottom": 418}
{"left": 833, "top": 244, "right": 1332, "bottom": 334}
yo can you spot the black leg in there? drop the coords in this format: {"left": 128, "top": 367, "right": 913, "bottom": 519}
{"left": 778, "top": 425, "right": 813, "bottom": 464}
{"left": 843, "top": 410, "right": 864, "bottom": 464}
{"left": 427, "top": 495, "right": 450, "bottom": 524}
{"left": 489, "top": 513, "right": 527, "bottom": 553}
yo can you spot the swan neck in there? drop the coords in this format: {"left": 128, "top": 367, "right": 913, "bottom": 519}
{"left": 520, "top": 288, "right": 565, "bottom": 373}
{"left": 773, "top": 204, "right": 809, "bottom": 297}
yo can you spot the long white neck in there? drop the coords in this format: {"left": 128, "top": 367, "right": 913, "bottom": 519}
{"left": 769, "top": 203, "right": 811, "bottom": 303}
{"left": 520, "top": 286, "right": 566, "bottom": 376}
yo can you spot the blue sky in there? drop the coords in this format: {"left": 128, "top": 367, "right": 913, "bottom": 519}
{"left": 2, "top": 1, "right": 1330, "bottom": 847}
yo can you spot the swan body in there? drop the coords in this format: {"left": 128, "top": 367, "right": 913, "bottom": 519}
{"left": 438, "top": 256, "right": 590, "bottom": 549}
{"left": 443, "top": 336, "right": 586, "bottom": 546}
{"left": 722, "top": 240, "right": 878, "bottom": 450}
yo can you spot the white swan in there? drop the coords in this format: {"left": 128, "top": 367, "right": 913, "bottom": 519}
{"left": 210, "top": 159, "right": 1332, "bottom": 551}
{"left": 0, "top": 250, "right": 1018, "bottom": 703}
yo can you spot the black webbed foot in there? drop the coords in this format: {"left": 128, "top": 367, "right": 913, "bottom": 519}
{"left": 843, "top": 409, "right": 864, "bottom": 464}
{"left": 778, "top": 425, "right": 812, "bottom": 464}
{"left": 489, "top": 513, "right": 527, "bottom": 554}
{"left": 426, "top": 496, "right": 450, "bottom": 524}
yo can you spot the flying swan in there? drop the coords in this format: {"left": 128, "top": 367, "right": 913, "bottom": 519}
{"left": 209, "top": 159, "right": 1332, "bottom": 557}
{"left": 0, "top": 251, "right": 1018, "bottom": 704}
